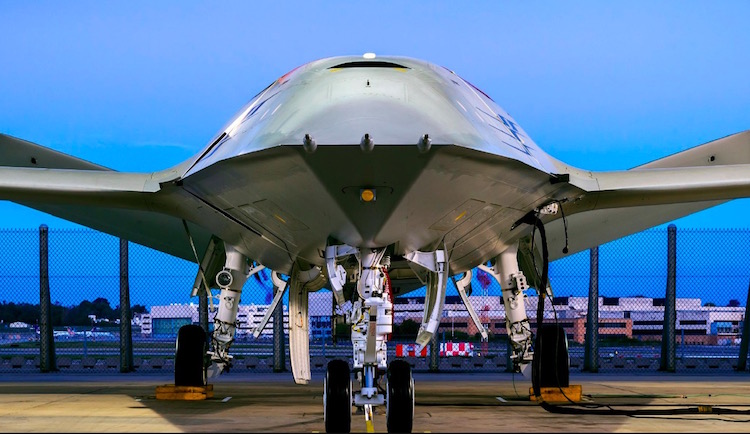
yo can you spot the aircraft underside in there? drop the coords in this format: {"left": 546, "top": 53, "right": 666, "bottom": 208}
{"left": 171, "top": 142, "right": 580, "bottom": 431}
{"left": 179, "top": 144, "right": 581, "bottom": 275}
{"left": 175, "top": 230, "right": 570, "bottom": 432}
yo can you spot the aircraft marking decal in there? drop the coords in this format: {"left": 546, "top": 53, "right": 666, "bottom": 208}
{"left": 240, "top": 90, "right": 281, "bottom": 124}
{"left": 475, "top": 107, "right": 534, "bottom": 156}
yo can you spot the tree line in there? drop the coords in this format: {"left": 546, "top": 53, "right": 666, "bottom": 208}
{"left": 0, "top": 298, "right": 147, "bottom": 327}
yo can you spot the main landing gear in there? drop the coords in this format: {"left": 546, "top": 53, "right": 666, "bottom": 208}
{"left": 174, "top": 243, "right": 256, "bottom": 387}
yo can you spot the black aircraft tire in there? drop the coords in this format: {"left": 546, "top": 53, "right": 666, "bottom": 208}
{"left": 532, "top": 324, "right": 570, "bottom": 391}
{"left": 324, "top": 359, "right": 351, "bottom": 433}
{"left": 386, "top": 359, "right": 414, "bottom": 433}
{"left": 174, "top": 324, "right": 207, "bottom": 387}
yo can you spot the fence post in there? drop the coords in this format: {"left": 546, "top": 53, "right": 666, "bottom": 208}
{"left": 119, "top": 239, "right": 134, "bottom": 372}
{"left": 660, "top": 224, "right": 677, "bottom": 372}
{"left": 429, "top": 333, "right": 439, "bottom": 371}
{"left": 737, "top": 279, "right": 750, "bottom": 371}
{"left": 584, "top": 246, "right": 599, "bottom": 372}
{"left": 39, "top": 224, "right": 57, "bottom": 372}
{"left": 273, "top": 301, "right": 285, "bottom": 372}
{"left": 198, "top": 285, "right": 209, "bottom": 345}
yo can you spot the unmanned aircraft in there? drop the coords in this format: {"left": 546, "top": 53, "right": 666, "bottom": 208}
{"left": 2, "top": 53, "right": 749, "bottom": 433}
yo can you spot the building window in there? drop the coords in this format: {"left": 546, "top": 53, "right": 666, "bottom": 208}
{"left": 440, "top": 322, "right": 468, "bottom": 328}
{"left": 603, "top": 297, "right": 619, "bottom": 306}
{"left": 531, "top": 322, "right": 574, "bottom": 329}
{"left": 152, "top": 318, "right": 192, "bottom": 336}
{"left": 633, "top": 320, "right": 663, "bottom": 326}
{"left": 633, "top": 329, "right": 663, "bottom": 336}
{"left": 680, "top": 329, "right": 707, "bottom": 335}
{"left": 599, "top": 322, "right": 627, "bottom": 328}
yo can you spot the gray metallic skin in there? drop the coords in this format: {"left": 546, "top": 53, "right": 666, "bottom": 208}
{"left": 5, "top": 55, "right": 748, "bottom": 287}
{"left": 177, "top": 55, "right": 583, "bottom": 276}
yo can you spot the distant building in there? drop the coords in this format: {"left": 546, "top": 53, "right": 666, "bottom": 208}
{"left": 141, "top": 303, "right": 289, "bottom": 338}
{"left": 396, "top": 294, "right": 745, "bottom": 345}
{"left": 141, "top": 293, "right": 746, "bottom": 345}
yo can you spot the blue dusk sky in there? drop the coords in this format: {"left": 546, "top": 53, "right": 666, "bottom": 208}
{"left": 2, "top": 1, "right": 750, "bottom": 230}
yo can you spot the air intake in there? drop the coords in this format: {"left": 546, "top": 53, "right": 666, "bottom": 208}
{"left": 328, "top": 61, "right": 409, "bottom": 69}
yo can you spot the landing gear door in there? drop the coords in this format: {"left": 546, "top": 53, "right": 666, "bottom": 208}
{"left": 289, "top": 269, "right": 311, "bottom": 385}
{"left": 190, "top": 237, "right": 225, "bottom": 297}
{"left": 404, "top": 250, "right": 449, "bottom": 349}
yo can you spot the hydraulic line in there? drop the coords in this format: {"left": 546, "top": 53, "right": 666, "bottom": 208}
{"left": 514, "top": 210, "right": 750, "bottom": 419}
{"left": 515, "top": 211, "right": 549, "bottom": 399}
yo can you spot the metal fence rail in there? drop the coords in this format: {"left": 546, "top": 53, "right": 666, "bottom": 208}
{"left": 1, "top": 225, "right": 749, "bottom": 374}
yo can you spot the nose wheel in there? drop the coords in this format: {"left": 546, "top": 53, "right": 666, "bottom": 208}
{"left": 386, "top": 359, "right": 414, "bottom": 433}
{"left": 324, "top": 359, "right": 352, "bottom": 433}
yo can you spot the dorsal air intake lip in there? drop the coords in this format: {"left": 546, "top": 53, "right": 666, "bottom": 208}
{"left": 329, "top": 61, "right": 409, "bottom": 69}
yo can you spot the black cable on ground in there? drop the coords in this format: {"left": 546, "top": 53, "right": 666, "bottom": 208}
{"left": 539, "top": 401, "right": 750, "bottom": 417}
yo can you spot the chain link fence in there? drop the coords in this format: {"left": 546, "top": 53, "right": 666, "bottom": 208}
{"left": 1, "top": 226, "right": 749, "bottom": 374}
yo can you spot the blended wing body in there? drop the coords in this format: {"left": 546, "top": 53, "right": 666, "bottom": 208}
{"left": 1, "top": 55, "right": 749, "bottom": 277}
{"left": 3, "top": 54, "right": 750, "bottom": 431}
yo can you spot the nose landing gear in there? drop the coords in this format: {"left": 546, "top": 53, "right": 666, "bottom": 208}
{"left": 324, "top": 245, "right": 434, "bottom": 433}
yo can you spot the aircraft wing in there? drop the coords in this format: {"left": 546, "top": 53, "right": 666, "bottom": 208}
{"left": 546, "top": 130, "right": 750, "bottom": 260}
{"left": 0, "top": 133, "right": 210, "bottom": 262}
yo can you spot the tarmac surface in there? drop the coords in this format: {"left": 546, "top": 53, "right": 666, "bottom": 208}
{"left": 2, "top": 370, "right": 750, "bottom": 433}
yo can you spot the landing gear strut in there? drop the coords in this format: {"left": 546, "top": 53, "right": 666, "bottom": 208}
{"left": 182, "top": 242, "right": 261, "bottom": 382}
{"left": 327, "top": 247, "right": 392, "bottom": 432}
{"left": 478, "top": 243, "right": 535, "bottom": 375}
{"left": 205, "top": 244, "right": 253, "bottom": 378}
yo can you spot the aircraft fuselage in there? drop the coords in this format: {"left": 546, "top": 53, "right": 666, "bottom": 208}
{"left": 176, "top": 55, "right": 583, "bottom": 273}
